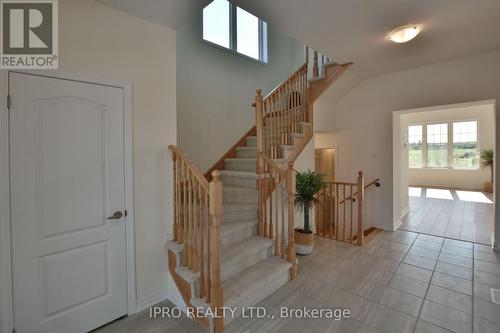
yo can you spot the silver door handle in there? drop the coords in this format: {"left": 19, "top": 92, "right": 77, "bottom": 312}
{"left": 107, "top": 211, "right": 123, "bottom": 220}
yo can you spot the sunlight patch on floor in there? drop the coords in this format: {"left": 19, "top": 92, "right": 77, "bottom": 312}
{"left": 409, "top": 187, "right": 422, "bottom": 197}
{"left": 425, "top": 188, "right": 454, "bottom": 200}
{"left": 456, "top": 190, "right": 493, "bottom": 203}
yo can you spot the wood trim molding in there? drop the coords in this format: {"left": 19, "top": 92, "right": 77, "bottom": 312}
{"left": 310, "top": 62, "right": 353, "bottom": 102}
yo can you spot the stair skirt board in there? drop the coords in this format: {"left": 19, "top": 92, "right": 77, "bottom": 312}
{"left": 167, "top": 249, "right": 210, "bottom": 329}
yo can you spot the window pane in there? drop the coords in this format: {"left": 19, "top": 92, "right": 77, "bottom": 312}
{"left": 237, "top": 7, "right": 259, "bottom": 59}
{"left": 453, "top": 121, "right": 478, "bottom": 169}
{"left": 427, "top": 123, "right": 448, "bottom": 168}
{"left": 408, "top": 125, "right": 423, "bottom": 168}
{"left": 203, "top": 0, "right": 230, "bottom": 48}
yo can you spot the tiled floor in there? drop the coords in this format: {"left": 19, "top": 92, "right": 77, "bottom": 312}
{"left": 95, "top": 232, "right": 500, "bottom": 333}
{"left": 401, "top": 187, "right": 494, "bottom": 245}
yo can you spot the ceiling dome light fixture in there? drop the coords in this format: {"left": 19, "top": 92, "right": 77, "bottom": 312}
{"left": 387, "top": 24, "right": 422, "bottom": 43}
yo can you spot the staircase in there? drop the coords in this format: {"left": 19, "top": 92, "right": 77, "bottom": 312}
{"left": 167, "top": 48, "right": 352, "bottom": 332}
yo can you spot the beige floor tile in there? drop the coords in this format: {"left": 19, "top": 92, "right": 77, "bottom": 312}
{"left": 475, "top": 243, "right": 494, "bottom": 253}
{"left": 474, "top": 250, "right": 500, "bottom": 264}
{"left": 474, "top": 297, "right": 500, "bottom": 324}
{"left": 441, "top": 245, "right": 473, "bottom": 258}
{"left": 474, "top": 316, "right": 500, "bottom": 333}
{"left": 396, "top": 263, "right": 433, "bottom": 283}
{"left": 377, "top": 239, "right": 412, "bottom": 252}
{"left": 372, "top": 246, "right": 407, "bottom": 262}
{"left": 444, "top": 239, "right": 473, "bottom": 250}
{"left": 474, "top": 282, "right": 494, "bottom": 302}
{"left": 414, "top": 239, "right": 443, "bottom": 251}
{"left": 420, "top": 300, "right": 472, "bottom": 333}
{"left": 431, "top": 272, "right": 473, "bottom": 295}
{"left": 388, "top": 273, "right": 429, "bottom": 298}
{"left": 435, "top": 261, "right": 473, "bottom": 280}
{"left": 404, "top": 254, "right": 437, "bottom": 270}
{"left": 415, "top": 319, "right": 455, "bottom": 333}
{"left": 438, "top": 252, "right": 473, "bottom": 268}
{"left": 426, "top": 284, "right": 472, "bottom": 313}
{"left": 372, "top": 307, "right": 417, "bottom": 333}
{"left": 337, "top": 318, "right": 380, "bottom": 333}
{"left": 408, "top": 246, "right": 441, "bottom": 260}
{"left": 475, "top": 260, "right": 500, "bottom": 276}
{"left": 474, "top": 270, "right": 500, "bottom": 289}
{"left": 417, "top": 234, "right": 445, "bottom": 244}
{"left": 367, "top": 284, "right": 423, "bottom": 316}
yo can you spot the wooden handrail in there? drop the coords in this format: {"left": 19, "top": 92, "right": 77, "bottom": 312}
{"left": 169, "top": 145, "right": 209, "bottom": 191}
{"left": 258, "top": 152, "right": 285, "bottom": 177}
{"left": 169, "top": 145, "right": 223, "bottom": 331}
{"left": 263, "top": 63, "right": 307, "bottom": 101}
{"left": 338, "top": 178, "right": 380, "bottom": 204}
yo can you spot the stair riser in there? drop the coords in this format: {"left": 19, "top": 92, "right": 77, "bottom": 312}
{"left": 224, "top": 160, "right": 256, "bottom": 172}
{"left": 224, "top": 269, "right": 290, "bottom": 325}
{"left": 281, "top": 146, "right": 294, "bottom": 160}
{"left": 236, "top": 149, "right": 257, "bottom": 158}
{"left": 220, "top": 175, "right": 257, "bottom": 189}
{"left": 221, "top": 224, "right": 258, "bottom": 248}
{"left": 223, "top": 191, "right": 258, "bottom": 205}
{"left": 221, "top": 245, "right": 273, "bottom": 282}
{"left": 246, "top": 137, "right": 256, "bottom": 147}
{"left": 222, "top": 209, "right": 258, "bottom": 222}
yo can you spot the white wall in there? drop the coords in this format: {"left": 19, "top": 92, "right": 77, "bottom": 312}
{"left": 0, "top": 0, "right": 177, "bottom": 326}
{"left": 319, "top": 50, "right": 500, "bottom": 243}
{"left": 177, "top": 17, "right": 305, "bottom": 170}
{"left": 402, "top": 105, "right": 495, "bottom": 190}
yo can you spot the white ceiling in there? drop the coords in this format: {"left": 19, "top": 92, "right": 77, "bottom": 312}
{"left": 96, "top": 0, "right": 210, "bottom": 30}
{"left": 233, "top": 0, "right": 500, "bottom": 78}
{"left": 97, "top": 0, "right": 500, "bottom": 78}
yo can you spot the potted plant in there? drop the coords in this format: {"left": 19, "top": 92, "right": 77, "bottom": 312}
{"left": 294, "top": 170, "right": 326, "bottom": 255}
{"left": 481, "top": 149, "right": 494, "bottom": 193}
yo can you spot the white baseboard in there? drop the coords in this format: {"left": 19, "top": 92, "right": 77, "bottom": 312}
{"left": 135, "top": 290, "right": 170, "bottom": 313}
{"left": 393, "top": 207, "right": 410, "bottom": 231}
{"left": 167, "top": 289, "right": 188, "bottom": 314}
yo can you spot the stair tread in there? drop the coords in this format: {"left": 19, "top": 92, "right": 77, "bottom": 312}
{"left": 247, "top": 132, "right": 305, "bottom": 138}
{"left": 223, "top": 257, "right": 292, "bottom": 306}
{"left": 225, "top": 158, "right": 257, "bottom": 162}
{"left": 222, "top": 236, "right": 273, "bottom": 263}
{"left": 235, "top": 146, "right": 257, "bottom": 151}
{"left": 225, "top": 157, "right": 286, "bottom": 163}
{"left": 219, "top": 170, "right": 258, "bottom": 178}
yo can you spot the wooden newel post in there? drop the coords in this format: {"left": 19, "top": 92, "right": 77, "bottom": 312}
{"left": 313, "top": 50, "right": 319, "bottom": 78}
{"left": 172, "top": 153, "right": 178, "bottom": 242}
{"left": 305, "top": 46, "right": 309, "bottom": 65}
{"left": 255, "top": 89, "right": 264, "bottom": 153}
{"left": 255, "top": 89, "right": 265, "bottom": 236}
{"left": 357, "top": 171, "right": 364, "bottom": 246}
{"left": 209, "top": 170, "right": 224, "bottom": 333}
{"left": 286, "top": 162, "right": 297, "bottom": 279}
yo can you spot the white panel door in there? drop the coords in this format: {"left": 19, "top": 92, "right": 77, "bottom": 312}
{"left": 10, "top": 73, "right": 128, "bottom": 333}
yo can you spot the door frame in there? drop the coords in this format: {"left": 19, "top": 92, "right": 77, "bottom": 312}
{"left": 314, "top": 147, "right": 338, "bottom": 181}
{"left": 392, "top": 99, "right": 497, "bottom": 239}
{"left": 0, "top": 70, "right": 136, "bottom": 333}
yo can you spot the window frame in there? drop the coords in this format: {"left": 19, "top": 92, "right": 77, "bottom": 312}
{"left": 408, "top": 124, "right": 424, "bottom": 168}
{"left": 201, "top": 1, "right": 269, "bottom": 64}
{"left": 408, "top": 118, "right": 480, "bottom": 170}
